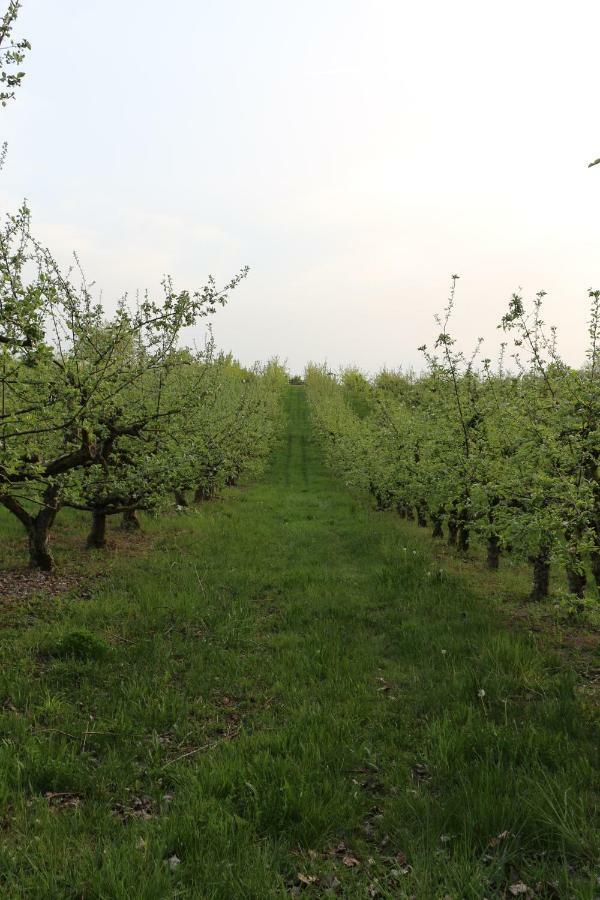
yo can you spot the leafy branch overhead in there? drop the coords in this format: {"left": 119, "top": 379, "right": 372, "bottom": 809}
{"left": 0, "top": 2, "right": 29, "bottom": 107}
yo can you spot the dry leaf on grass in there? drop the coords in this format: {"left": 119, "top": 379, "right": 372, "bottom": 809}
{"left": 410, "top": 762, "right": 430, "bottom": 782}
{"left": 489, "top": 829, "right": 511, "bottom": 847}
{"left": 112, "top": 795, "right": 155, "bottom": 820}
{"left": 44, "top": 791, "right": 81, "bottom": 809}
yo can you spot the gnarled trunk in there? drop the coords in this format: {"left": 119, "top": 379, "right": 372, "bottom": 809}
{"left": 194, "top": 484, "right": 213, "bottom": 503}
{"left": 26, "top": 486, "right": 60, "bottom": 571}
{"left": 457, "top": 520, "right": 470, "bottom": 553}
{"left": 447, "top": 503, "right": 458, "bottom": 546}
{"left": 416, "top": 503, "right": 427, "bottom": 528}
{"left": 431, "top": 510, "right": 444, "bottom": 539}
{"left": 456, "top": 495, "right": 471, "bottom": 553}
{"left": 174, "top": 490, "right": 188, "bottom": 507}
{"left": 529, "top": 547, "right": 550, "bottom": 601}
{"left": 589, "top": 485, "right": 600, "bottom": 586}
{"left": 565, "top": 528, "right": 586, "bottom": 599}
{"left": 487, "top": 532, "right": 501, "bottom": 570}
{"left": 591, "top": 548, "right": 600, "bottom": 587}
{"left": 121, "top": 509, "right": 140, "bottom": 531}
{"left": 27, "top": 514, "right": 55, "bottom": 571}
{"left": 374, "top": 489, "right": 391, "bottom": 511}
{"left": 1, "top": 485, "right": 61, "bottom": 572}
{"left": 566, "top": 565, "right": 586, "bottom": 599}
{"left": 486, "top": 499, "right": 501, "bottom": 569}
{"left": 87, "top": 510, "right": 107, "bottom": 549}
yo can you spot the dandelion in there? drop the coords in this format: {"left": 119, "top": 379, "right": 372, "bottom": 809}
{"left": 441, "top": 649, "right": 447, "bottom": 656}
{"left": 477, "top": 688, "right": 486, "bottom": 699}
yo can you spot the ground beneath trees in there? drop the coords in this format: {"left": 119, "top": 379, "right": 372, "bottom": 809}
{"left": 0, "top": 388, "right": 597, "bottom": 898}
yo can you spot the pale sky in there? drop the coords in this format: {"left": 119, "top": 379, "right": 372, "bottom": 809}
{"left": 3, "top": 0, "right": 600, "bottom": 373}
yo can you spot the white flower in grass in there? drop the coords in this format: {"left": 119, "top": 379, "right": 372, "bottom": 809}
{"left": 477, "top": 688, "right": 486, "bottom": 699}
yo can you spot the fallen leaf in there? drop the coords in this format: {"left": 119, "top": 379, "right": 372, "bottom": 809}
{"left": 342, "top": 854, "right": 360, "bottom": 867}
{"left": 410, "top": 763, "right": 430, "bottom": 782}
{"left": 534, "top": 882, "right": 561, "bottom": 899}
{"left": 112, "top": 795, "right": 155, "bottom": 820}
{"left": 489, "top": 829, "right": 510, "bottom": 847}
{"left": 43, "top": 791, "right": 82, "bottom": 810}
{"left": 297, "top": 873, "right": 317, "bottom": 885}
{"left": 330, "top": 842, "right": 347, "bottom": 857}
{"left": 509, "top": 883, "right": 530, "bottom": 896}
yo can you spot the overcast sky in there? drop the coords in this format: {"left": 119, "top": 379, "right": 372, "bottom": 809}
{"left": 3, "top": 0, "right": 600, "bottom": 373}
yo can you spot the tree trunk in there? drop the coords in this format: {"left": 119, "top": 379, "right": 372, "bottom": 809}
{"left": 591, "top": 548, "right": 600, "bottom": 587}
{"left": 431, "top": 511, "right": 443, "bottom": 539}
{"left": 121, "top": 509, "right": 140, "bottom": 531}
{"left": 174, "top": 490, "right": 188, "bottom": 507}
{"left": 590, "top": 489, "right": 600, "bottom": 586}
{"left": 529, "top": 547, "right": 550, "bottom": 601}
{"left": 1, "top": 487, "right": 60, "bottom": 571}
{"left": 565, "top": 528, "right": 586, "bottom": 598}
{"left": 406, "top": 505, "right": 415, "bottom": 521}
{"left": 374, "top": 489, "right": 391, "bottom": 511}
{"left": 458, "top": 521, "right": 470, "bottom": 553}
{"left": 27, "top": 487, "right": 60, "bottom": 571}
{"left": 486, "top": 499, "right": 501, "bottom": 569}
{"left": 28, "top": 516, "right": 55, "bottom": 571}
{"left": 416, "top": 503, "right": 427, "bottom": 528}
{"left": 487, "top": 532, "right": 501, "bottom": 570}
{"left": 194, "top": 484, "right": 213, "bottom": 503}
{"left": 87, "top": 510, "right": 107, "bottom": 549}
{"left": 447, "top": 504, "right": 458, "bottom": 546}
{"left": 566, "top": 560, "right": 586, "bottom": 598}
{"left": 396, "top": 501, "right": 407, "bottom": 519}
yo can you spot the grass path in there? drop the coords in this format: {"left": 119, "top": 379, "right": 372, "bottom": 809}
{"left": 0, "top": 387, "right": 598, "bottom": 898}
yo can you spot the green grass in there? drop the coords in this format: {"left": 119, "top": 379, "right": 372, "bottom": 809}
{"left": 0, "top": 387, "right": 598, "bottom": 898}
